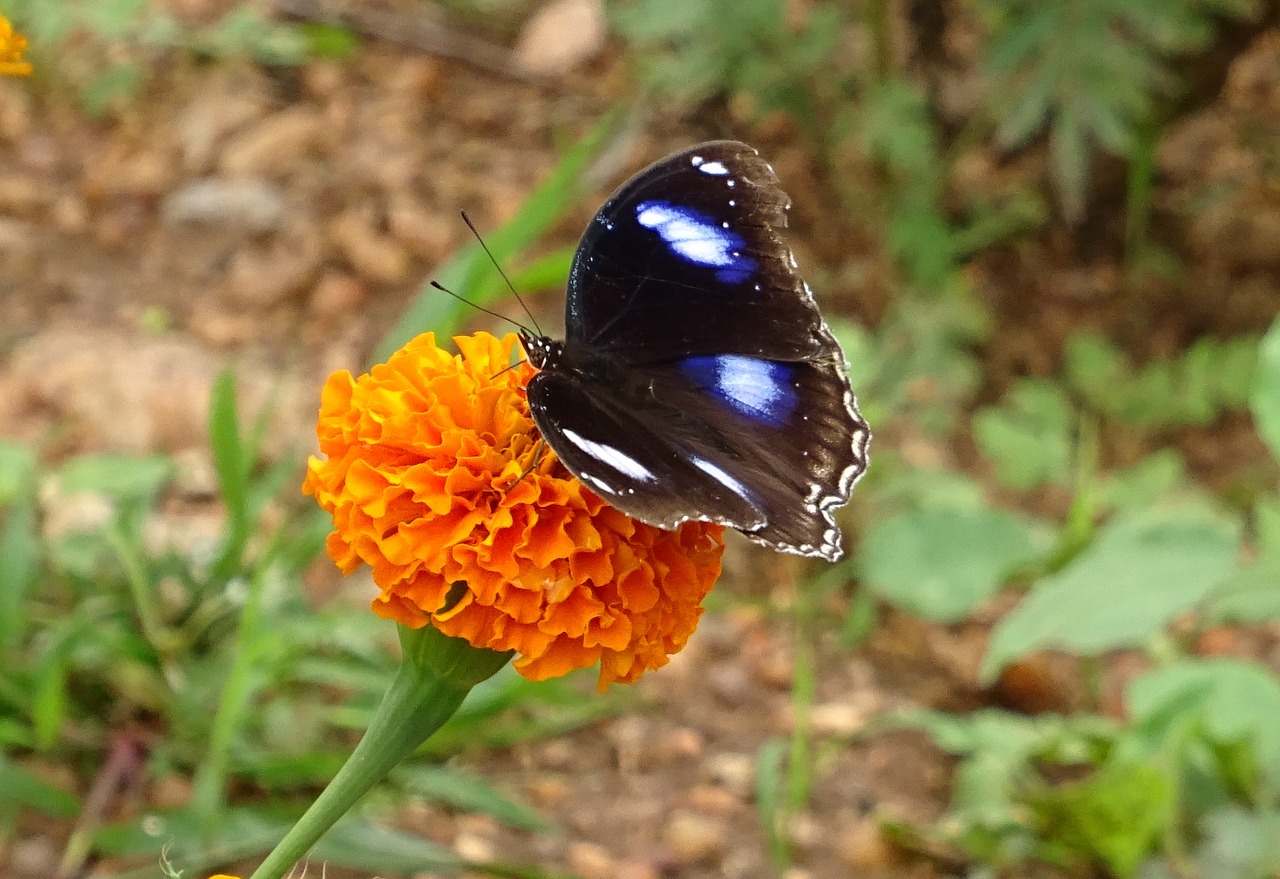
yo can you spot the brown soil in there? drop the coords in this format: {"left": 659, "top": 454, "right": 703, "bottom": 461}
{"left": 3, "top": 4, "right": 1280, "bottom": 879}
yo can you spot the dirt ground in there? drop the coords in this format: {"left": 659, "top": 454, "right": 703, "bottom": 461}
{"left": 2, "top": 4, "right": 1280, "bottom": 879}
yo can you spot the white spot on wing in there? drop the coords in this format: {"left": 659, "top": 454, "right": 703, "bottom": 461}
{"left": 698, "top": 160, "right": 729, "bottom": 175}
{"left": 635, "top": 201, "right": 749, "bottom": 271}
{"left": 691, "top": 456, "right": 752, "bottom": 499}
{"left": 715, "top": 356, "right": 785, "bottom": 416}
{"left": 562, "top": 429, "right": 657, "bottom": 483}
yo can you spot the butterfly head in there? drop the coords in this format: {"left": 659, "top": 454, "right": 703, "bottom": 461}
{"left": 519, "top": 331, "right": 561, "bottom": 372}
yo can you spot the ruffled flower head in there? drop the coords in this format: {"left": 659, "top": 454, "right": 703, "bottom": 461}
{"left": 0, "top": 17, "right": 31, "bottom": 76}
{"left": 304, "top": 332, "right": 724, "bottom": 687}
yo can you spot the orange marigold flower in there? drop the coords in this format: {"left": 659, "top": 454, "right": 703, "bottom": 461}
{"left": 304, "top": 332, "right": 725, "bottom": 688}
{"left": 0, "top": 16, "right": 32, "bottom": 76}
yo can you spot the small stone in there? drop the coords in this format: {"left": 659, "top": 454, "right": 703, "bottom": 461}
{"left": 810, "top": 696, "right": 878, "bottom": 736}
{"left": 151, "top": 773, "right": 193, "bottom": 809}
{"left": 658, "top": 726, "right": 703, "bottom": 761}
{"left": 750, "top": 642, "right": 794, "bottom": 688}
{"left": 189, "top": 302, "right": 259, "bottom": 346}
{"left": 515, "top": 0, "right": 607, "bottom": 76}
{"left": 536, "top": 738, "right": 577, "bottom": 770}
{"left": 222, "top": 221, "right": 323, "bottom": 307}
{"left": 308, "top": 272, "right": 368, "bottom": 322}
{"left": 786, "top": 810, "right": 823, "bottom": 853}
{"left": 453, "top": 832, "right": 495, "bottom": 864}
{"left": 525, "top": 774, "right": 570, "bottom": 808}
{"left": 39, "top": 488, "right": 115, "bottom": 540}
{"left": 162, "top": 177, "right": 287, "bottom": 233}
{"left": 170, "top": 447, "right": 219, "bottom": 498}
{"left": 219, "top": 107, "right": 323, "bottom": 178}
{"left": 705, "top": 751, "right": 755, "bottom": 799}
{"left": 662, "top": 811, "right": 725, "bottom": 864}
{"left": 177, "top": 68, "right": 270, "bottom": 172}
{"left": 0, "top": 217, "right": 35, "bottom": 255}
{"left": 84, "top": 140, "right": 179, "bottom": 198}
{"left": 837, "top": 815, "right": 897, "bottom": 870}
{"left": 566, "top": 841, "right": 615, "bottom": 879}
{"left": 0, "top": 175, "right": 46, "bottom": 216}
{"left": 707, "top": 659, "right": 751, "bottom": 705}
{"left": 388, "top": 194, "right": 455, "bottom": 260}
{"left": 302, "top": 60, "right": 345, "bottom": 99}
{"left": 688, "top": 784, "right": 741, "bottom": 816}
{"left": 615, "top": 863, "right": 660, "bottom": 879}
{"left": 10, "top": 836, "right": 57, "bottom": 876}
{"left": 51, "top": 194, "right": 89, "bottom": 234}
{"left": 329, "top": 205, "right": 412, "bottom": 284}
{"left": 0, "top": 81, "right": 34, "bottom": 142}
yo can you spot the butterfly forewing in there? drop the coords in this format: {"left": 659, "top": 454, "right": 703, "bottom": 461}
{"left": 566, "top": 141, "right": 833, "bottom": 363}
{"left": 526, "top": 140, "right": 870, "bottom": 561}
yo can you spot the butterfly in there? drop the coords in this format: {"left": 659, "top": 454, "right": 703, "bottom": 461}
{"left": 521, "top": 141, "right": 870, "bottom": 562}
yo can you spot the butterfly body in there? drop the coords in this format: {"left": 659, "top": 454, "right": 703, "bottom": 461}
{"left": 523, "top": 141, "right": 870, "bottom": 562}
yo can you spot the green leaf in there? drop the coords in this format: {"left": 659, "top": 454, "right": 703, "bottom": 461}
{"left": 0, "top": 755, "right": 81, "bottom": 817}
{"left": 1203, "top": 555, "right": 1280, "bottom": 625}
{"left": 311, "top": 818, "right": 465, "bottom": 874}
{"left": 1098, "top": 449, "right": 1187, "bottom": 512}
{"left": 1065, "top": 332, "right": 1130, "bottom": 417}
{"left": 392, "top": 765, "right": 548, "bottom": 832}
{"left": 1252, "top": 314, "right": 1280, "bottom": 463}
{"left": 859, "top": 506, "right": 1046, "bottom": 622}
{"left": 0, "top": 441, "right": 36, "bottom": 504}
{"left": 32, "top": 648, "right": 69, "bottom": 751}
{"left": 1193, "top": 805, "right": 1280, "bottom": 879}
{"left": 981, "top": 511, "right": 1240, "bottom": 682}
{"left": 1030, "top": 759, "right": 1174, "bottom": 878}
{"left": 0, "top": 444, "right": 38, "bottom": 652}
{"left": 1256, "top": 494, "right": 1280, "bottom": 558}
{"left": 755, "top": 734, "right": 789, "bottom": 867}
{"left": 1127, "top": 658, "right": 1280, "bottom": 790}
{"left": 54, "top": 453, "right": 174, "bottom": 504}
{"left": 208, "top": 368, "right": 252, "bottom": 582}
{"left": 973, "top": 379, "right": 1074, "bottom": 490}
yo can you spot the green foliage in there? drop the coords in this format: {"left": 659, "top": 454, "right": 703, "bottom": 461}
{"left": 1128, "top": 659, "right": 1280, "bottom": 795}
{"left": 829, "top": 286, "right": 989, "bottom": 439}
{"left": 859, "top": 505, "right": 1046, "bottom": 622}
{"left": 981, "top": 509, "right": 1240, "bottom": 682}
{"left": 1065, "top": 331, "right": 1258, "bottom": 429}
{"left": 867, "top": 317, "right": 1280, "bottom": 878}
{"left": 974, "top": 379, "right": 1076, "bottom": 491}
{"left": 4, "top": 0, "right": 324, "bottom": 113}
{"left": 1252, "top": 314, "right": 1280, "bottom": 462}
{"left": 902, "top": 658, "right": 1280, "bottom": 878}
{"left": 976, "top": 0, "right": 1262, "bottom": 219}
{"left": 611, "top": 0, "right": 847, "bottom": 127}
{"left": 853, "top": 78, "right": 956, "bottom": 290}
{"left": 0, "top": 376, "right": 595, "bottom": 875}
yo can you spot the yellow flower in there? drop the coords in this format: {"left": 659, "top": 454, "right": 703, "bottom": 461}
{"left": 0, "top": 16, "right": 31, "bottom": 76}
{"left": 304, "top": 332, "right": 725, "bottom": 688}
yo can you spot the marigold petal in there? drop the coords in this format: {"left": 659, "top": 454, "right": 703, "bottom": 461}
{"left": 305, "top": 331, "right": 724, "bottom": 687}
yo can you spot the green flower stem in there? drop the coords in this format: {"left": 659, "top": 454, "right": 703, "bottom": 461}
{"left": 248, "top": 625, "right": 513, "bottom": 879}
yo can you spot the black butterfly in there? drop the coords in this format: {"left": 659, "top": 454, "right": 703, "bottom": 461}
{"left": 522, "top": 141, "right": 870, "bottom": 562}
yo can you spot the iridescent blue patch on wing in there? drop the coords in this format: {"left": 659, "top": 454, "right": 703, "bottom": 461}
{"left": 635, "top": 201, "right": 756, "bottom": 285}
{"left": 678, "top": 355, "right": 798, "bottom": 428}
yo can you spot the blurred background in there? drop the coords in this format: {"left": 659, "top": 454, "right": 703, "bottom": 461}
{"left": 1, "top": 0, "right": 1279, "bottom": 877}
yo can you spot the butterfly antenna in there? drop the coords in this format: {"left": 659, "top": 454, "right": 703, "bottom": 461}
{"left": 461, "top": 210, "right": 543, "bottom": 337}
{"left": 430, "top": 280, "right": 535, "bottom": 336}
